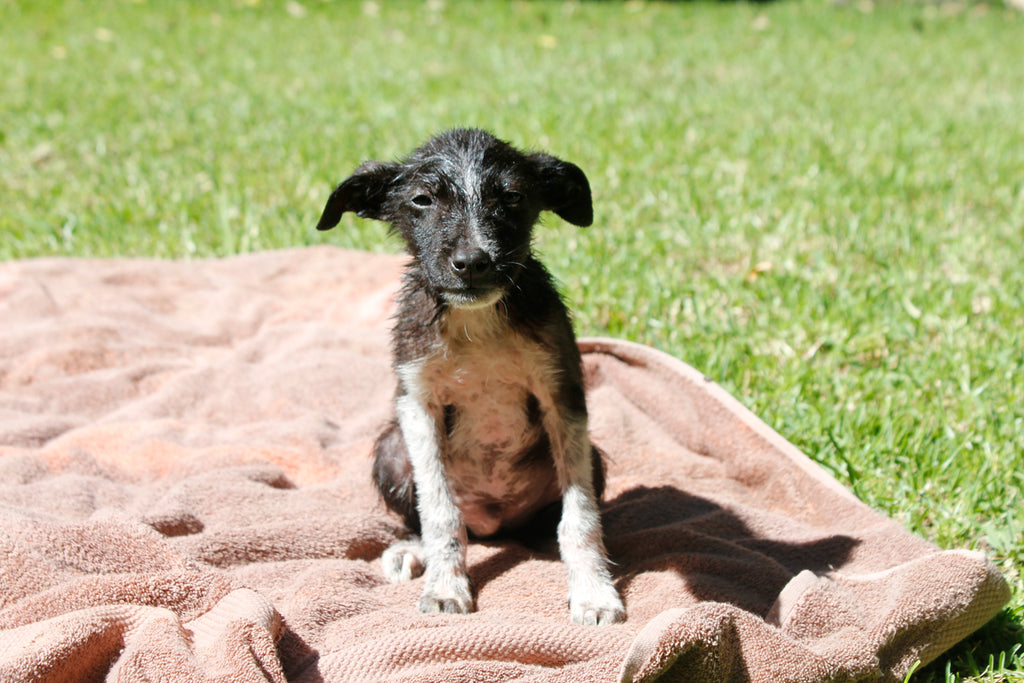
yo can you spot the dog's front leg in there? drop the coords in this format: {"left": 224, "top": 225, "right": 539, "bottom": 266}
{"left": 394, "top": 380, "right": 474, "bottom": 614}
{"left": 555, "top": 413, "right": 625, "bottom": 625}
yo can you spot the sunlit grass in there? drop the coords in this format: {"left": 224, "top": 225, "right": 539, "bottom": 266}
{"left": 2, "top": 0, "right": 1022, "bottom": 679}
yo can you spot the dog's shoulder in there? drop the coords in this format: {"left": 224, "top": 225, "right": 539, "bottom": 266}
{"left": 502, "top": 257, "right": 581, "bottom": 363}
{"left": 502, "top": 258, "right": 571, "bottom": 328}
{"left": 391, "top": 266, "right": 445, "bottom": 363}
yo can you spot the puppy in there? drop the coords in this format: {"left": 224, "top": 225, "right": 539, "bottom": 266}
{"left": 316, "top": 129, "right": 624, "bottom": 625}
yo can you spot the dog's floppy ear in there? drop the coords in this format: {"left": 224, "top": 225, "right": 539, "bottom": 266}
{"left": 316, "top": 161, "right": 401, "bottom": 231}
{"left": 529, "top": 153, "right": 593, "bottom": 228}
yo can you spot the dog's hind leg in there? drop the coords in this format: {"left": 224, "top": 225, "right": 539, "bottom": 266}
{"left": 372, "top": 420, "right": 421, "bottom": 533}
{"left": 381, "top": 538, "right": 426, "bottom": 583}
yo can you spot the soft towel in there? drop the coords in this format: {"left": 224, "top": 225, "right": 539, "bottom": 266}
{"left": 0, "top": 247, "right": 1008, "bottom": 682}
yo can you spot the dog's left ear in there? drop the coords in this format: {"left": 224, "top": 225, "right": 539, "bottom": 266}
{"left": 316, "top": 161, "right": 401, "bottom": 231}
{"left": 529, "top": 153, "right": 593, "bottom": 228}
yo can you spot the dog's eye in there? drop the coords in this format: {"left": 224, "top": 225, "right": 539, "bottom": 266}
{"left": 504, "top": 191, "right": 523, "bottom": 206}
{"left": 412, "top": 194, "right": 433, "bottom": 208}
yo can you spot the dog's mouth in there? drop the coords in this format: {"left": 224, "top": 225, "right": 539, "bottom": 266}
{"left": 435, "top": 258, "right": 523, "bottom": 310}
{"left": 441, "top": 285, "right": 507, "bottom": 310}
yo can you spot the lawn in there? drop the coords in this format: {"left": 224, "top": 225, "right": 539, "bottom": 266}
{"left": 2, "top": 0, "right": 1022, "bottom": 679}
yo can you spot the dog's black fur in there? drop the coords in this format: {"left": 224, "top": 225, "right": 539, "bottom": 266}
{"left": 317, "top": 129, "right": 623, "bottom": 624}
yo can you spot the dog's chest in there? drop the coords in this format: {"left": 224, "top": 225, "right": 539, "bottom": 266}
{"left": 413, "top": 311, "right": 562, "bottom": 534}
{"left": 425, "top": 324, "right": 551, "bottom": 461}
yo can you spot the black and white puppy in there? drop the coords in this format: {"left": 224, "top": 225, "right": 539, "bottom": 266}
{"left": 316, "top": 129, "right": 624, "bottom": 625}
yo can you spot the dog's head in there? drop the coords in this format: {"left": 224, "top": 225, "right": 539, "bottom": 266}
{"left": 316, "top": 129, "right": 592, "bottom": 309}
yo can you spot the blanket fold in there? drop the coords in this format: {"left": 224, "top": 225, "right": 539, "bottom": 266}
{"left": 0, "top": 247, "right": 1008, "bottom": 682}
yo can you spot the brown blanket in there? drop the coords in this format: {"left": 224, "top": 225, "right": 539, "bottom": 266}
{"left": 0, "top": 247, "right": 1008, "bottom": 682}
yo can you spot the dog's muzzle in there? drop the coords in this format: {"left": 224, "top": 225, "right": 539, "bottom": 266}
{"left": 437, "top": 247, "right": 506, "bottom": 308}
{"left": 449, "top": 247, "right": 493, "bottom": 282}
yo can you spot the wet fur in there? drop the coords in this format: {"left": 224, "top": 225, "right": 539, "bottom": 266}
{"left": 316, "top": 129, "right": 624, "bottom": 624}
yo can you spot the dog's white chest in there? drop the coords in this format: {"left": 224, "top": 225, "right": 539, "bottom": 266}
{"left": 433, "top": 341, "right": 538, "bottom": 444}
{"left": 407, "top": 310, "right": 561, "bottom": 536}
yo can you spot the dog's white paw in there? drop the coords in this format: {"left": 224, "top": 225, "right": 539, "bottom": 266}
{"left": 419, "top": 569, "right": 474, "bottom": 614}
{"left": 381, "top": 539, "right": 425, "bottom": 583}
{"left": 569, "top": 582, "right": 625, "bottom": 626}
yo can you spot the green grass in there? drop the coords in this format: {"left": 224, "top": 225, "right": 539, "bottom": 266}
{"left": 2, "top": 0, "right": 1023, "bottom": 679}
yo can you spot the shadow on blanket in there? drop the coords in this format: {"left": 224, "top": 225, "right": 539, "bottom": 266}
{"left": 603, "top": 486, "right": 860, "bottom": 612}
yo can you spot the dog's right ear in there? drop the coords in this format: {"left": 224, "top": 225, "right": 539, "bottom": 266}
{"left": 316, "top": 161, "right": 401, "bottom": 231}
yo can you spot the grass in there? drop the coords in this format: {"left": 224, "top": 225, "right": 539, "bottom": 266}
{"left": 2, "top": 0, "right": 1022, "bottom": 679}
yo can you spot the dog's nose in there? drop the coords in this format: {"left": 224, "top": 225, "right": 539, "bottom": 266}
{"left": 450, "top": 248, "right": 492, "bottom": 280}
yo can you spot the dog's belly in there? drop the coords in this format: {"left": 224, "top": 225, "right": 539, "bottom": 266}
{"left": 423, "top": 337, "right": 562, "bottom": 538}
{"left": 450, "top": 458, "right": 560, "bottom": 539}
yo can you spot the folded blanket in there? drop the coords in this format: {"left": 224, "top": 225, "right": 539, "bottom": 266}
{"left": 0, "top": 247, "right": 1008, "bottom": 682}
